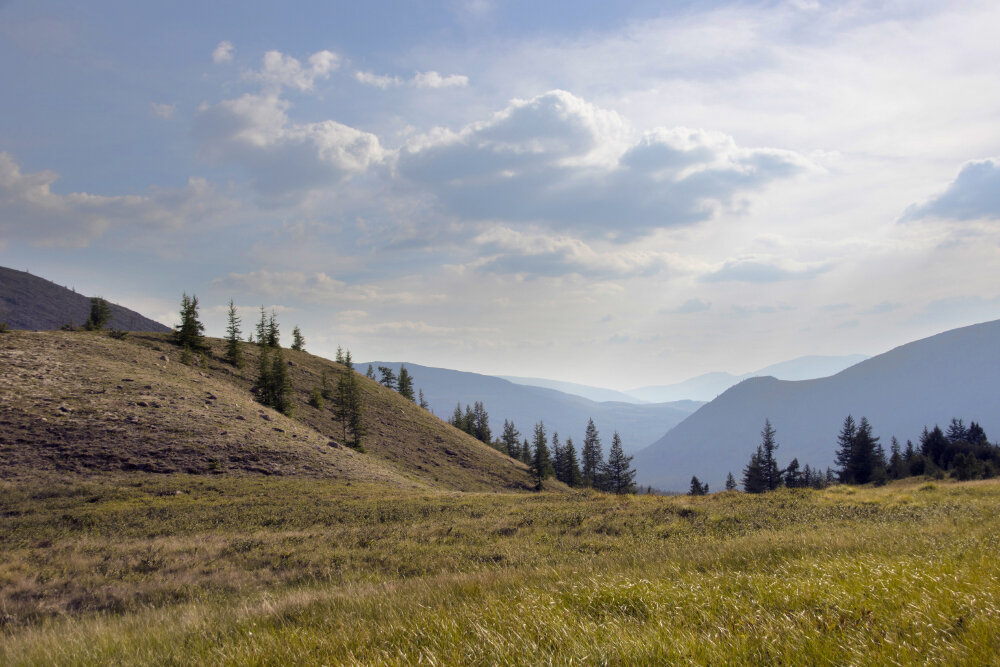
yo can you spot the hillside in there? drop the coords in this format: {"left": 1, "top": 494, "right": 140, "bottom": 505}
{"left": 0, "top": 265, "right": 170, "bottom": 332}
{"left": 635, "top": 319, "right": 1000, "bottom": 491}
{"left": 0, "top": 330, "right": 536, "bottom": 491}
{"left": 362, "top": 361, "right": 702, "bottom": 453}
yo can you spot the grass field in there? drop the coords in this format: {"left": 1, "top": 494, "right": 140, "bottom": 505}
{"left": 3, "top": 474, "right": 999, "bottom": 664}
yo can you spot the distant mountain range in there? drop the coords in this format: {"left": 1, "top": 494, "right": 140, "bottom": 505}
{"left": 635, "top": 319, "right": 1000, "bottom": 492}
{"left": 624, "top": 354, "right": 870, "bottom": 403}
{"left": 361, "top": 362, "right": 703, "bottom": 454}
{"left": 0, "top": 266, "right": 169, "bottom": 332}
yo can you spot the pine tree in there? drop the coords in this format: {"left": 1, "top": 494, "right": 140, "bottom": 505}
{"left": 174, "top": 293, "right": 206, "bottom": 351}
{"left": 451, "top": 403, "right": 464, "bottom": 430}
{"left": 759, "top": 419, "right": 782, "bottom": 491}
{"left": 336, "top": 346, "right": 345, "bottom": 364}
{"left": 472, "top": 401, "right": 490, "bottom": 443}
{"left": 266, "top": 310, "right": 280, "bottom": 347}
{"left": 581, "top": 418, "right": 603, "bottom": 488}
{"left": 269, "top": 347, "right": 293, "bottom": 416}
{"left": 419, "top": 389, "right": 429, "bottom": 410}
{"left": 551, "top": 432, "right": 565, "bottom": 483}
{"left": 602, "top": 432, "right": 636, "bottom": 494}
{"left": 887, "top": 436, "right": 905, "bottom": 479}
{"left": 725, "top": 472, "right": 737, "bottom": 491}
{"left": 742, "top": 446, "right": 766, "bottom": 494}
{"left": 397, "top": 364, "right": 415, "bottom": 401}
{"left": 784, "top": 458, "right": 801, "bottom": 488}
{"left": 835, "top": 415, "right": 858, "bottom": 483}
{"left": 531, "top": 422, "right": 555, "bottom": 488}
{"left": 521, "top": 438, "right": 532, "bottom": 465}
{"left": 85, "top": 297, "right": 112, "bottom": 331}
{"left": 378, "top": 366, "right": 397, "bottom": 390}
{"left": 225, "top": 299, "right": 244, "bottom": 368}
{"left": 256, "top": 306, "right": 268, "bottom": 347}
{"left": 563, "top": 437, "right": 582, "bottom": 487}
{"left": 849, "top": 416, "right": 880, "bottom": 484}
{"left": 501, "top": 420, "right": 520, "bottom": 459}
{"left": 291, "top": 326, "right": 305, "bottom": 351}
{"left": 689, "top": 476, "right": 706, "bottom": 496}
{"left": 335, "top": 357, "right": 365, "bottom": 451}
{"left": 343, "top": 349, "right": 354, "bottom": 371}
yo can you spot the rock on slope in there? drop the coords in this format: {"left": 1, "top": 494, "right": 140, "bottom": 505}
{"left": 635, "top": 319, "right": 1000, "bottom": 492}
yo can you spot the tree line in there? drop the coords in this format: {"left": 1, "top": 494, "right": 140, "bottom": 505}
{"left": 696, "top": 414, "right": 1000, "bottom": 496}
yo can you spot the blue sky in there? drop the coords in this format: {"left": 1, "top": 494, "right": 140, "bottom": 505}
{"left": 2, "top": 0, "right": 1000, "bottom": 389}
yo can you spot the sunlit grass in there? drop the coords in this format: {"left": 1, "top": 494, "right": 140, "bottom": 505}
{"left": 3, "top": 476, "right": 1000, "bottom": 664}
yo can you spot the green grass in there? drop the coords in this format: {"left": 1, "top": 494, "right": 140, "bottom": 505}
{"left": 3, "top": 475, "right": 1000, "bottom": 664}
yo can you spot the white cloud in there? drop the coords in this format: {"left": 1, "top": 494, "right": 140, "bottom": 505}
{"left": 212, "top": 40, "right": 234, "bottom": 64}
{"left": 194, "top": 93, "right": 384, "bottom": 196}
{"left": 398, "top": 90, "right": 811, "bottom": 241}
{"left": 150, "top": 102, "right": 176, "bottom": 119}
{"left": 355, "top": 71, "right": 402, "bottom": 89}
{"left": 214, "top": 270, "right": 448, "bottom": 305}
{"left": 901, "top": 158, "right": 1000, "bottom": 223}
{"left": 701, "top": 256, "right": 832, "bottom": 283}
{"left": 354, "top": 69, "right": 469, "bottom": 89}
{"left": 0, "top": 152, "right": 236, "bottom": 247}
{"left": 243, "top": 49, "right": 340, "bottom": 92}
{"left": 412, "top": 71, "right": 469, "bottom": 89}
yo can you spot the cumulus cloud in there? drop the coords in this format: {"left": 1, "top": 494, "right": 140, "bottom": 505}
{"left": 0, "top": 152, "right": 235, "bottom": 247}
{"left": 354, "top": 69, "right": 469, "bottom": 89}
{"left": 901, "top": 158, "right": 1000, "bottom": 222}
{"left": 243, "top": 49, "right": 339, "bottom": 92}
{"left": 701, "top": 257, "right": 831, "bottom": 283}
{"left": 212, "top": 40, "right": 234, "bottom": 64}
{"left": 194, "top": 93, "right": 384, "bottom": 196}
{"left": 398, "top": 90, "right": 811, "bottom": 241}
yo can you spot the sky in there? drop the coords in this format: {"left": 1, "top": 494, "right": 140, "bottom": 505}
{"left": 2, "top": 0, "right": 1000, "bottom": 390}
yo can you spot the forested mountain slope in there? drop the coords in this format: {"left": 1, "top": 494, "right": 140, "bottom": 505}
{"left": 635, "top": 319, "right": 1000, "bottom": 491}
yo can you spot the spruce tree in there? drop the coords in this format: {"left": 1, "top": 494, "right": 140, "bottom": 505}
{"left": 784, "top": 458, "right": 801, "bottom": 488}
{"left": 563, "top": 437, "right": 582, "bottom": 487}
{"left": 581, "top": 418, "right": 603, "bottom": 488}
{"left": 887, "top": 436, "right": 905, "bottom": 479}
{"left": 725, "top": 472, "right": 737, "bottom": 491}
{"left": 742, "top": 446, "right": 766, "bottom": 493}
{"left": 270, "top": 347, "right": 293, "bottom": 416}
{"left": 531, "top": 422, "right": 555, "bottom": 487}
{"left": 501, "top": 420, "right": 521, "bottom": 459}
{"left": 521, "top": 438, "right": 532, "bottom": 465}
{"left": 849, "top": 416, "right": 880, "bottom": 484}
{"left": 759, "top": 419, "right": 782, "bottom": 491}
{"left": 266, "top": 310, "right": 280, "bottom": 347}
{"left": 835, "top": 415, "right": 858, "bottom": 483}
{"left": 397, "top": 364, "right": 415, "bottom": 401}
{"left": 256, "top": 345, "right": 273, "bottom": 407}
{"left": 256, "top": 306, "right": 268, "bottom": 347}
{"left": 551, "top": 431, "right": 564, "bottom": 482}
{"left": 291, "top": 326, "right": 305, "bottom": 351}
{"left": 85, "top": 297, "right": 112, "bottom": 331}
{"left": 174, "top": 293, "right": 206, "bottom": 351}
{"left": 336, "top": 346, "right": 345, "bottom": 364}
{"left": 366, "top": 364, "right": 375, "bottom": 379}
{"left": 472, "top": 401, "right": 490, "bottom": 443}
{"left": 378, "top": 366, "right": 397, "bottom": 390}
{"left": 225, "top": 299, "right": 244, "bottom": 368}
{"left": 602, "top": 432, "right": 636, "bottom": 494}
{"left": 335, "top": 357, "right": 365, "bottom": 451}
{"left": 419, "top": 389, "right": 429, "bottom": 410}
{"left": 689, "top": 476, "right": 706, "bottom": 496}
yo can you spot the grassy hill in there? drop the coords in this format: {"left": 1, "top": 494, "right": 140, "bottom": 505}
{"left": 0, "top": 266, "right": 170, "bottom": 332}
{"left": 0, "top": 330, "right": 535, "bottom": 491}
{"left": 2, "top": 476, "right": 999, "bottom": 663}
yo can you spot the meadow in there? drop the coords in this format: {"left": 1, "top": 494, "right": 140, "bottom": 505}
{"left": 3, "top": 474, "right": 999, "bottom": 664}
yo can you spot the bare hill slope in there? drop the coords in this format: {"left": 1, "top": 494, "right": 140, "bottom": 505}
{"left": 0, "top": 330, "right": 535, "bottom": 491}
{"left": 0, "top": 266, "right": 169, "bottom": 332}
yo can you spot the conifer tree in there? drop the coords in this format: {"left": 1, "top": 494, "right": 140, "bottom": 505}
{"left": 759, "top": 419, "right": 783, "bottom": 491}
{"left": 269, "top": 346, "right": 293, "bottom": 416}
{"left": 266, "top": 310, "right": 280, "bottom": 347}
{"left": 174, "top": 293, "right": 206, "bottom": 351}
{"left": 336, "top": 346, "right": 345, "bottom": 364}
{"left": 551, "top": 432, "right": 565, "bottom": 483}
{"left": 835, "top": 415, "right": 858, "bottom": 483}
{"left": 256, "top": 306, "right": 268, "bottom": 347}
{"left": 320, "top": 368, "right": 333, "bottom": 400}
{"left": 225, "top": 299, "right": 244, "bottom": 368}
{"left": 742, "top": 446, "right": 766, "bottom": 493}
{"left": 725, "top": 472, "right": 737, "bottom": 491}
{"left": 451, "top": 403, "right": 464, "bottom": 430}
{"left": 602, "top": 431, "right": 636, "bottom": 494}
{"left": 378, "top": 366, "right": 397, "bottom": 390}
{"left": 581, "top": 418, "right": 603, "bottom": 488}
{"left": 472, "top": 401, "right": 490, "bottom": 443}
{"left": 531, "top": 422, "right": 555, "bottom": 487}
{"left": 501, "top": 420, "right": 521, "bottom": 459}
{"left": 848, "top": 416, "right": 880, "bottom": 484}
{"left": 563, "top": 437, "right": 582, "bottom": 487}
{"left": 419, "top": 389, "right": 429, "bottom": 410}
{"left": 887, "top": 436, "right": 905, "bottom": 479}
{"left": 343, "top": 349, "right": 354, "bottom": 371}
{"left": 366, "top": 364, "right": 375, "bottom": 379}
{"left": 397, "top": 364, "right": 415, "bottom": 401}
{"left": 335, "top": 355, "right": 365, "bottom": 451}
{"left": 784, "top": 458, "right": 801, "bottom": 488}
{"left": 85, "top": 297, "right": 112, "bottom": 331}
{"left": 521, "top": 438, "right": 532, "bottom": 465}
{"left": 291, "top": 326, "right": 305, "bottom": 351}
{"left": 256, "top": 345, "right": 273, "bottom": 407}
{"left": 689, "top": 476, "right": 707, "bottom": 495}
